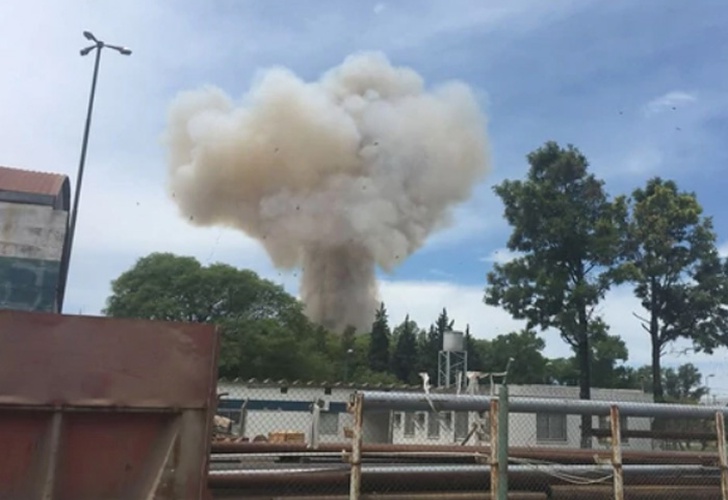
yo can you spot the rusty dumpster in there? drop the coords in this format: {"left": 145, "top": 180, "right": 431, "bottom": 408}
{"left": 0, "top": 310, "right": 220, "bottom": 500}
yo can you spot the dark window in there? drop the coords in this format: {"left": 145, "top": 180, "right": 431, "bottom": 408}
{"left": 427, "top": 413, "right": 441, "bottom": 438}
{"left": 454, "top": 412, "right": 469, "bottom": 440}
{"left": 392, "top": 412, "right": 402, "bottom": 428}
{"left": 320, "top": 412, "right": 338, "bottom": 435}
{"left": 404, "top": 412, "right": 415, "bottom": 436}
{"left": 536, "top": 413, "right": 567, "bottom": 442}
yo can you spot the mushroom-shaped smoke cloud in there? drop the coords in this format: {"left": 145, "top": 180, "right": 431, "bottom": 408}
{"left": 164, "top": 52, "right": 491, "bottom": 333}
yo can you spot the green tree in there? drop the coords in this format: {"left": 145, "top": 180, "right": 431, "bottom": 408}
{"left": 546, "top": 357, "right": 579, "bottom": 386}
{"left": 368, "top": 302, "right": 391, "bottom": 373}
{"left": 217, "top": 317, "right": 335, "bottom": 380}
{"left": 664, "top": 363, "right": 709, "bottom": 403}
{"left": 623, "top": 178, "right": 728, "bottom": 401}
{"left": 417, "top": 328, "right": 438, "bottom": 381}
{"left": 104, "top": 252, "right": 304, "bottom": 325}
{"left": 104, "top": 252, "right": 335, "bottom": 381}
{"left": 346, "top": 333, "right": 399, "bottom": 384}
{"left": 475, "top": 330, "right": 550, "bottom": 385}
{"left": 391, "top": 315, "right": 419, "bottom": 383}
{"left": 630, "top": 363, "right": 708, "bottom": 403}
{"left": 591, "top": 334, "right": 630, "bottom": 388}
{"left": 484, "top": 142, "right": 627, "bottom": 447}
{"left": 415, "top": 308, "right": 456, "bottom": 383}
{"left": 464, "top": 324, "right": 485, "bottom": 372}
{"left": 435, "top": 308, "right": 455, "bottom": 337}
{"left": 546, "top": 326, "right": 632, "bottom": 389}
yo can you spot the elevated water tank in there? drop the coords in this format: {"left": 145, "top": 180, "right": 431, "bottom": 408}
{"left": 442, "top": 330, "right": 465, "bottom": 352}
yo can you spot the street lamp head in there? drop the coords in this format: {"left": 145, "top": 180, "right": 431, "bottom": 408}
{"left": 83, "top": 31, "right": 97, "bottom": 42}
{"left": 105, "top": 44, "right": 132, "bottom": 56}
{"left": 80, "top": 45, "right": 96, "bottom": 56}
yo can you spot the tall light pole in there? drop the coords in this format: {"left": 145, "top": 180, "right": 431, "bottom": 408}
{"left": 58, "top": 31, "right": 131, "bottom": 312}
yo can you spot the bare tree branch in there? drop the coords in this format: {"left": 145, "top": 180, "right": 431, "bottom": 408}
{"left": 632, "top": 311, "right": 650, "bottom": 324}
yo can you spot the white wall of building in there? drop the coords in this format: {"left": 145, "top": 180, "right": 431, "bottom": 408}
{"left": 0, "top": 201, "right": 67, "bottom": 261}
{"left": 218, "top": 382, "right": 654, "bottom": 450}
{"left": 0, "top": 201, "right": 68, "bottom": 312}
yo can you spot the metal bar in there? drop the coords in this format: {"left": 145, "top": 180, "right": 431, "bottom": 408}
{"left": 61, "top": 44, "right": 102, "bottom": 313}
{"left": 549, "top": 485, "right": 722, "bottom": 500}
{"left": 209, "top": 441, "right": 721, "bottom": 465}
{"left": 310, "top": 400, "right": 321, "bottom": 450}
{"left": 497, "top": 385, "right": 508, "bottom": 500}
{"left": 490, "top": 396, "right": 499, "bottom": 499}
{"left": 590, "top": 427, "right": 719, "bottom": 441}
{"left": 131, "top": 415, "right": 182, "bottom": 500}
{"left": 358, "top": 391, "right": 728, "bottom": 419}
{"left": 208, "top": 463, "right": 718, "bottom": 476}
{"left": 0, "top": 403, "right": 182, "bottom": 412}
{"left": 210, "top": 441, "right": 720, "bottom": 461}
{"left": 716, "top": 411, "right": 728, "bottom": 500}
{"left": 233, "top": 493, "right": 547, "bottom": 500}
{"left": 349, "top": 393, "right": 364, "bottom": 500}
{"left": 207, "top": 463, "right": 721, "bottom": 493}
{"left": 40, "top": 411, "right": 63, "bottom": 500}
{"left": 611, "top": 405, "right": 624, "bottom": 500}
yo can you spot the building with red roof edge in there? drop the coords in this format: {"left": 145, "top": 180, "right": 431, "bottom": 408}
{"left": 0, "top": 165, "right": 71, "bottom": 312}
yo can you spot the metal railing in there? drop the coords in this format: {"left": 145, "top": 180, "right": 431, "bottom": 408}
{"left": 208, "top": 382, "right": 728, "bottom": 499}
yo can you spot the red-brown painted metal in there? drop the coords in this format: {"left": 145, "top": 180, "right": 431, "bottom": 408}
{"left": 0, "top": 310, "right": 220, "bottom": 500}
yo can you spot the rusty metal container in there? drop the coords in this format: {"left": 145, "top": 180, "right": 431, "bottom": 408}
{"left": 0, "top": 310, "right": 219, "bottom": 500}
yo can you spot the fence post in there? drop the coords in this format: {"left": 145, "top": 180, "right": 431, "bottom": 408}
{"left": 349, "top": 393, "right": 364, "bottom": 500}
{"left": 715, "top": 411, "right": 728, "bottom": 500}
{"left": 610, "top": 404, "right": 624, "bottom": 500}
{"left": 489, "top": 395, "right": 499, "bottom": 499}
{"left": 310, "top": 399, "right": 321, "bottom": 449}
{"left": 497, "top": 384, "right": 509, "bottom": 500}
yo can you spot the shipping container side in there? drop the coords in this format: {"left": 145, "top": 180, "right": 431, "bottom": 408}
{"left": 0, "top": 310, "right": 220, "bottom": 500}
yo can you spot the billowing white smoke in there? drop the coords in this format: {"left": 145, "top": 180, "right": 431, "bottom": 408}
{"left": 164, "top": 52, "right": 491, "bottom": 333}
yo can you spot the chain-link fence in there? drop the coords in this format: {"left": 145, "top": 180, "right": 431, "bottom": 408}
{"left": 208, "top": 379, "right": 728, "bottom": 499}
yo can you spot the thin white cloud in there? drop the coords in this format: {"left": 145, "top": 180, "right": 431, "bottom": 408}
{"left": 644, "top": 90, "right": 697, "bottom": 115}
{"left": 616, "top": 145, "right": 664, "bottom": 176}
{"left": 365, "top": 0, "right": 595, "bottom": 51}
{"left": 379, "top": 279, "right": 523, "bottom": 338}
{"left": 719, "top": 241, "right": 728, "bottom": 258}
{"left": 480, "top": 247, "right": 523, "bottom": 264}
{"left": 428, "top": 269, "right": 455, "bottom": 278}
{"left": 373, "top": 2, "right": 386, "bottom": 14}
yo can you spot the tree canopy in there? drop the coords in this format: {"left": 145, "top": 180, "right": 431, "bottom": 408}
{"left": 368, "top": 302, "right": 391, "bottom": 373}
{"left": 104, "top": 253, "right": 335, "bottom": 380}
{"left": 484, "top": 141, "right": 628, "bottom": 447}
{"left": 104, "top": 252, "right": 303, "bottom": 325}
{"left": 621, "top": 177, "right": 728, "bottom": 401}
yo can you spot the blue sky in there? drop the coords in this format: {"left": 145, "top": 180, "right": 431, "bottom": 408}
{"left": 2, "top": 0, "right": 728, "bottom": 394}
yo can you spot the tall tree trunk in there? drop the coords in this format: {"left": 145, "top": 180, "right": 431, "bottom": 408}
{"left": 649, "top": 279, "right": 664, "bottom": 402}
{"left": 651, "top": 329, "right": 662, "bottom": 402}
{"left": 577, "top": 305, "right": 592, "bottom": 449}
{"left": 577, "top": 334, "right": 592, "bottom": 448}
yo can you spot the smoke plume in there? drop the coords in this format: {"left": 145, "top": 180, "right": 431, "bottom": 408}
{"left": 164, "top": 52, "right": 491, "bottom": 333}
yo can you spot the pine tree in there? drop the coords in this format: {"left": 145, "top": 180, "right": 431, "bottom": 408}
{"left": 464, "top": 324, "right": 484, "bottom": 371}
{"left": 392, "top": 315, "right": 418, "bottom": 383}
{"left": 368, "top": 302, "right": 391, "bottom": 373}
